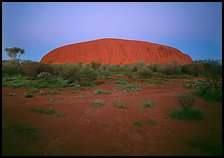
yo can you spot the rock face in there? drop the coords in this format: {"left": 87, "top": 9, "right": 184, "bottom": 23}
{"left": 40, "top": 38, "right": 192, "bottom": 65}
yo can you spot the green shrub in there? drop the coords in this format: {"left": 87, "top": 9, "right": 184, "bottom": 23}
{"left": 29, "top": 107, "right": 62, "bottom": 115}
{"left": 107, "top": 65, "right": 123, "bottom": 75}
{"left": 188, "top": 138, "right": 222, "bottom": 156}
{"left": 2, "top": 59, "right": 22, "bottom": 76}
{"left": 7, "top": 123, "right": 38, "bottom": 140}
{"left": 171, "top": 108, "right": 203, "bottom": 120}
{"left": 93, "top": 89, "right": 111, "bottom": 95}
{"left": 25, "top": 93, "right": 33, "bottom": 98}
{"left": 114, "top": 100, "right": 127, "bottom": 108}
{"left": 127, "top": 85, "right": 141, "bottom": 91}
{"left": 80, "top": 81, "right": 95, "bottom": 87}
{"left": 133, "top": 121, "right": 142, "bottom": 127}
{"left": 141, "top": 100, "right": 155, "bottom": 108}
{"left": 92, "top": 99, "right": 105, "bottom": 107}
{"left": 19, "top": 60, "right": 41, "bottom": 79}
{"left": 79, "top": 65, "right": 98, "bottom": 82}
{"left": 171, "top": 93, "right": 203, "bottom": 120}
{"left": 37, "top": 72, "right": 52, "bottom": 80}
{"left": 58, "top": 63, "right": 82, "bottom": 83}
{"left": 160, "top": 62, "right": 181, "bottom": 75}
{"left": 115, "top": 78, "right": 128, "bottom": 85}
{"left": 133, "top": 61, "right": 145, "bottom": 72}
{"left": 196, "top": 81, "right": 222, "bottom": 102}
{"left": 137, "top": 65, "right": 153, "bottom": 79}
{"left": 181, "top": 62, "right": 205, "bottom": 76}
{"left": 90, "top": 61, "right": 102, "bottom": 70}
{"left": 97, "top": 65, "right": 111, "bottom": 79}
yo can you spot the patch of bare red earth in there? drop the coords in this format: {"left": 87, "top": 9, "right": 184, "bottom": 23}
{"left": 2, "top": 78, "right": 222, "bottom": 156}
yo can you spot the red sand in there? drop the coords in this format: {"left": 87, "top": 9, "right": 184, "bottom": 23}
{"left": 2, "top": 78, "right": 222, "bottom": 156}
{"left": 40, "top": 38, "right": 192, "bottom": 65}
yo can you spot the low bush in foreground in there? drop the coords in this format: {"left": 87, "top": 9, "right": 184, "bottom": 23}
{"left": 188, "top": 138, "right": 222, "bottom": 156}
{"left": 6, "top": 123, "right": 38, "bottom": 140}
{"left": 171, "top": 93, "right": 203, "bottom": 120}
{"left": 29, "top": 107, "right": 63, "bottom": 115}
{"left": 170, "top": 108, "right": 203, "bottom": 120}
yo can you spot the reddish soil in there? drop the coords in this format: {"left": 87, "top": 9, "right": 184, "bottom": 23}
{"left": 40, "top": 38, "right": 192, "bottom": 65}
{"left": 2, "top": 78, "right": 222, "bottom": 156}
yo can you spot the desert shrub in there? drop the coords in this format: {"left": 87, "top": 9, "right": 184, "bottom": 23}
{"left": 29, "top": 107, "right": 62, "bottom": 115}
{"left": 170, "top": 93, "right": 203, "bottom": 120}
{"left": 37, "top": 72, "right": 52, "bottom": 80}
{"left": 147, "top": 64, "right": 163, "bottom": 73}
{"left": 160, "top": 62, "right": 181, "bottom": 75}
{"left": 97, "top": 64, "right": 111, "bottom": 79}
{"left": 137, "top": 65, "right": 153, "bottom": 79}
{"left": 141, "top": 100, "right": 155, "bottom": 108}
{"left": 122, "top": 64, "right": 134, "bottom": 72}
{"left": 19, "top": 60, "right": 43, "bottom": 79}
{"left": 196, "top": 81, "right": 222, "bottom": 102}
{"left": 92, "top": 99, "right": 105, "bottom": 107}
{"left": 25, "top": 92, "right": 33, "bottom": 98}
{"left": 171, "top": 108, "right": 203, "bottom": 120}
{"left": 90, "top": 61, "right": 102, "bottom": 70}
{"left": 58, "top": 64, "right": 82, "bottom": 83}
{"left": 181, "top": 62, "right": 205, "bottom": 76}
{"left": 177, "top": 93, "right": 195, "bottom": 111}
{"left": 79, "top": 65, "right": 98, "bottom": 82}
{"left": 127, "top": 85, "right": 142, "bottom": 91}
{"left": 93, "top": 89, "right": 111, "bottom": 95}
{"left": 133, "top": 61, "right": 145, "bottom": 72}
{"left": 202, "top": 59, "right": 222, "bottom": 79}
{"left": 107, "top": 65, "right": 123, "bottom": 75}
{"left": 115, "top": 78, "right": 128, "bottom": 85}
{"left": 6, "top": 123, "right": 38, "bottom": 140}
{"left": 2, "top": 59, "right": 22, "bottom": 76}
{"left": 133, "top": 121, "right": 142, "bottom": 127}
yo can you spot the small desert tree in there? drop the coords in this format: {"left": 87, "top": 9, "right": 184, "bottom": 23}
{"left": 5, "top": 47, "right": 25, "bottom": 60}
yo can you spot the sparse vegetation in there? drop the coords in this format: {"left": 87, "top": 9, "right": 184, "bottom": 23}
{"left": 176, "top": 93, "right": 195, "bottom": 111}
{"left": 93, "top": 89, "right": 111, "bottom": 95}
{"left": 115, "top": 78, "right": 128, "bottom": 85}
{"left": 188, "top": 138, "right": 222, "bottom": 156}
{"left": 92, "top": 99, "right": 105, "bottom": 107}
{"left": 133, "top": 121, "right": 142, "bottom": 127}
{"left": 146, "top": 118, "right": 157, "bottom": 125}
{"left": 29, "top": 107, "right": 62, "bottom": 115}
{"left": 25, "top": 92, "right": 33, "bottom": 98}
{"left": 9, "top": 92, "right": 16, "bottom": 96}
{"left": 127, "top": 85, "right": 141, "bottom": 91}
{"left": 6, "top": 123, "right": 38, "bottom": 140}
{"left": 141, "top": 100, "right": 155, "bottom": 108}
{"left": 170, "top": 93, "right": 203, "bottom": 120}
{"left": 114, "top": 100, "right": 128, "bottom": 108}
{"left": 171, "top": 108, "right": 203, "bottom": 120}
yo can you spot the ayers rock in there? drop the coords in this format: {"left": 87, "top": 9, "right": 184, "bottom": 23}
{"left": 40, "top": 38, "right": 192, "bottom": 65}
